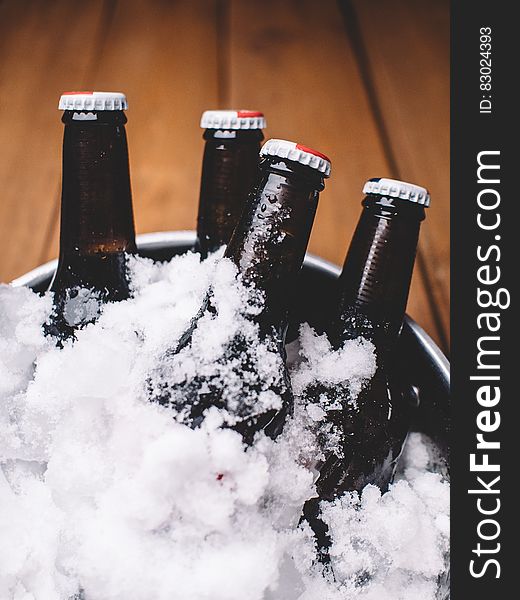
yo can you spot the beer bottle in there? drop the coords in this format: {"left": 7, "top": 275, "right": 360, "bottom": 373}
{"left": 303, "top": 177, "right": 429, "bottom": 554}
{"left": 195, "top": 110, "right": 265, "bottom": 258}
{"left": 46, "top": 91, "right": 137, "bottom": 341}
{"left": 155, "top": 139, "right": 331, "bottom": 443}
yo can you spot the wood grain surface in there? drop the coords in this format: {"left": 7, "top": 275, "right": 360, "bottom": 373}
{"left": 0, "top": 0, "right": 449, "bottom": 351}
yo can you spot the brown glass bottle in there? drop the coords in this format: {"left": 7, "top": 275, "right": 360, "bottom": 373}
{"left": 303, "top": 177, "right": 429, "bottom": 556}
{"left": 46, "top": 92, "right": 136, "bottom": 341}
{"left": 195, "top": 110, "right": 265, "bottom": 257}
{"left": 155, "top": 139, "right": 331, "bottom": 443}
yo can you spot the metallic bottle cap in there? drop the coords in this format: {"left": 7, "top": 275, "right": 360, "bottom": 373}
{"left": 260, "top": 139, "right": 331, "bottom": 177}
{"left": 59, "top": 91, "right": 128, "bottom": 111}
{"left": 200, "top": 110, "right": 266, "bottom": 130}
{"left": 363, "top": 178, "right": 430, "bottom": 206}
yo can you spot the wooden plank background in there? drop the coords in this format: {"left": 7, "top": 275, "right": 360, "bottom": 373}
{"left": 0, "top": 0, "right": 449, "bottom": 352}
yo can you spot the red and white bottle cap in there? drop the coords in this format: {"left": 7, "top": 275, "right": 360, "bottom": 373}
{"left": 362, "top": 178, "right": 430, "bottom": 207}
{"left": 59, "top": 91, "right": 128, "bottom": 111}
{"left": 200, "top": 110, "right": 266, "bottom": 130}
{"left": 260, "top": 139, "right": 331, "bottom": 177}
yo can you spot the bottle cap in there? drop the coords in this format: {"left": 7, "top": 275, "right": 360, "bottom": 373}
{"left": 363, "top": 178, "right": 430, "bottom": 207}
{"left": 59, "top": 91, "right": 128, "bottom": 111}
{"left": 200, "top": 110, "right": 266, "bottom": 130}
{"left": 260, "top": 139, "right": 331, "bottom": 177}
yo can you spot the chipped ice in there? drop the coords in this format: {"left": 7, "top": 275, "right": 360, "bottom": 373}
{"left": 0, "top": 251, "right": 449, "bottom": 600}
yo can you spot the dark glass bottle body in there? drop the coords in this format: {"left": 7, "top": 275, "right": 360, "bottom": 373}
{"left": 159, "top": 156, "right": 325, "bottom": 443}
{"left": 47, "top": 110, "right": 136, "bottom": 341}
{"left": 303, "top": 193, "right": 425, "bottom": 561}
{"left": 195, "top": 128, "right": 263, "bottom": 257}
{"left": 324, "top": 194, "right": 424, "bottom": 496}
{"left": 313, "top": 193, "right": 425, "bottom": 500}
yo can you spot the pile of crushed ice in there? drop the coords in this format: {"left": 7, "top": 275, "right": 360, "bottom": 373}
{"left": 0, "top": 251, "right": 449, "bottom": 600}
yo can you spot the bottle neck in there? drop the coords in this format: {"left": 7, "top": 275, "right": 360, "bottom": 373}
{"left": 225, "top": 157, "right": 323, "bottom": 334}
{"left": 334, "top": 194, "right": 425, "bottom": 349}
{"left": 196, "top": 128, "right": 263, "bottom": 256}
{"left": 51, "top": 110, "right": 136, "bottom": 293}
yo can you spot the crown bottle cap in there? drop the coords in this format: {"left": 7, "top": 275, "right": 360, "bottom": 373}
{"left": 59, "top": 91, "right": 128, "bottom": 111}
{"left": 260, "top": 139, "right": 331, "bottom": 177}
{"left": 200, "top": 110, "right": 266, "bottom": 130}
{"left": 363, "top": 178, "right": 430, "bottom": 207}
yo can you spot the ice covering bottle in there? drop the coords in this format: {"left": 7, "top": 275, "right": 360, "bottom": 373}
{"left": 154, "top": 139, "right": 331, "bottom": 443}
